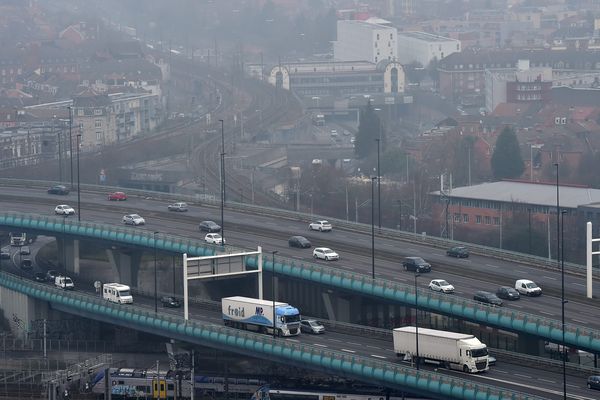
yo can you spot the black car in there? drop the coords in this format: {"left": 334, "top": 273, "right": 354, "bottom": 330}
{"left": 288, "top": 236, "right": 311, "bottom": 248}
{"left": 473, "top": 291, "right": 503, "bottom": 306}
{"left": 34, "top": 272, "right": 47, "bottom": 282}
{"left": 47, "top": 185, "right": 69, "bottom": 195}
{"left": 496, "top": 286, "right": 520, "bottom": 300}
{"left": 446, "top": 246, "right": 469, "bottom": 258}
{"left": 20, "top": 258, "right": 32, "bottom": 270}
{"left": 402, "top": 257, "right": 431, "bottom": 273}
{"left": 19, "top": 246, "right": 30, "bottom": 255}
{"left": 199, "top": 221, "right": 221, "bottom": 233}
{"left": 587, "top": 375, "right": 600, "bottom": 390}
{"left": 161, "top": 296, "right": 181, "bottom": 308}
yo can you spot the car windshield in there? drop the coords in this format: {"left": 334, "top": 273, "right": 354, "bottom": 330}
{"left": 130, "top": 214, "right": 141, "bottom": 219}
{"left": 413, "top": 257, "right": 426, "bottom": 263}
{"left": 309, "top": 321, "right": 321, "bottom": 326}
{"left": 320, "top": 221, "right": 330, "bottom": 225}
{"left": 284, "top": 314, "right": 301, "bottom": 323}
{"left": 64, "top": 278, "right": 73, "bottom": 284}
{"left": 438, "top": 280, "right": 449, "bottom": 286}
{"left": 324, "top": 249, "right": 335, "bottom": 254}
{"left": 119, "top": 290, "right": 131, "bottom": 296}
{"left": 471, "top": 347, "right": 488, "bottom": 358}
{"left": 526, "top": 282, "right": 538, "bottom": 288}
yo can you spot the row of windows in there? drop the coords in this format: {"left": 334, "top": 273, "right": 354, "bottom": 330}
{"left": 444, "top": 198, "right": 556, "bottom": 215}
{"left": 516, "top": 93, "right": 542, "bottom": 101}
{"left": 516, "top": 85, "right": 542, "bottom": 91}
{"left": 376, "top": 33, "right": 394, "bottom": 40}
{"left": 291, "top": 75, "right": 383, "bottom": 84}
{"left": 454, "top": 213, "right": 501, "bottom": 225}
{"left": 451, "top": 61, "right": 600, "bottom": 71}
{"left": 1, "top": 68, "right": 21, "bottom": 75}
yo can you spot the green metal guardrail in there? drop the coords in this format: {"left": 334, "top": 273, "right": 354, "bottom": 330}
{"left": 2, "top": 212, "right": 600, "bottom": 354}
{"left": 0, "top": 271, "right": 545, "bottom": 400}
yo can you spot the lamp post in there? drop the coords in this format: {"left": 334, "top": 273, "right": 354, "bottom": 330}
{"left": 272, "top": 250, "right": 278, "bottom": 338}
{"left": 67, "top": 106, "right": 74, "bottom": 190}
{"left": 76, "top": 134, "right": 81, "bottom": 221}
{"left": 375, "top": 138, "right": 381, "bottom": 229}
{"left": 62, "top": 214, "right": 68, "bottom": 270}
{"left": 414, "top": 272, "right": 420, "bottom": 370}
{"left": 555, "top": 163, "right": 566, "bottom": 400}
{"left": 527, "top": 208, "right": 532, "bottom": 254}
{"left": 154, "top": 231, "right": 159, "bottom": 314}
{"left": 219, "top": 119, "right": 226, "bottom": 246}
{"left": 371, "top": 177, "right": 377, "bottom": 279}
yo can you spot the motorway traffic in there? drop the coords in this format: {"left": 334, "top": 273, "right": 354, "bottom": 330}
{"left": 1, "top": 186, "right": 599, "bottom": 333}
{"left": 1, "top": 187, "right": 600, "bottom": 398}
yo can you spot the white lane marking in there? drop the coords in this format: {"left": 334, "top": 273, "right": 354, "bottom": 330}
{"left": 571, "top": 319, "right": 588, "bottom": 325}
{"left": 313, "top": 344, "right": 328, "bottom": 348}
{"left": 366, "top": 345, "right": 381, "bottom": 349}
{"left": 341, "top": 349, "right": 356, "bottom": 353}
{"left": 510, "top": 304, "right": 523, "bottom": 308}
{"left": 327, "top": 338, "right": 342, "bottom": 343}
{"left": 286, "top": 338, "right": 299, "bottom": 342}
{"left": 538, "top": 379, "right": 555, "bottom": 384}
{"left": 516, "top": 270, "right": 529, "bottom": 274}
{"left": 513, "top": 373, "right": 531, "bottom": 379}
{"left": 371, "top": 354, "right": 387, "bottom": 359}
{"left": 486, "top": 264, "right": 500, "bottom": 268}
{"left": 566, "top": 384, "right": 580, "bottom": 389}
{"left": 347, "top": 342, "right": 361, "bottom": 346}
{"left": 538, "top": 311, "right": 555, "bottom": 316}
{"left": 543, "top": 276, "right": 557, "bottom": 281}
{"left": 493, "top": 370, "right": 508, "bottom": 374}
{"left": 572, "top": 283, "right": 585, "bottom": 287}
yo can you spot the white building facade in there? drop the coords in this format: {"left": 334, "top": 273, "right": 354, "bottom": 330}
{"left": 334, "top": 20, "right": 397, "bottom": 64}
{"left": 396, "top": 31, "right": 461, "bottom": 67}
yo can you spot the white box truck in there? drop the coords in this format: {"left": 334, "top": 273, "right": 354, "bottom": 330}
{"left": 102, "top": 283, "right": 133, "bottom": 304}
{"left": 54, "top": 275, "right": 74, "bottom": 290}
{"left": 392, "top": 327, "right": 489, "bottom": 373}
{"left": 222, "top": 296, "right": 301, "bottom": 337}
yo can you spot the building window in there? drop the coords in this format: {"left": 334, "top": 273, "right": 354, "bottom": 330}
{"left": 463, "top": 214, "right": 469, "bottom": 223}
{"left": 493, "top": 217, "right": 500, "bottom": 225}
{"left": 484, "top": 216, "right": 491, "bottom": 225}
{"left": 454, "top": 213, "right": 461, "bottom": 223}
{"left": 377, "top": 33, "right": 380, "bottom": 40}
{"left": 78, "top": 109, "right": 84, "bottom": 116}
{"left": 94, "top": 109, "right": 102, "bottom": 115}
{"left": 94, "top": 119, "right": 102, "bottom": 128}
{"left": 96, "top": 131, "right": 102, "bottom": 141}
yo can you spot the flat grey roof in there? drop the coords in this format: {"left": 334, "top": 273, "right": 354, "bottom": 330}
{"left": 397, "top": 31, "right": 459, "bottom": 43}
{"left": 431, "top": 181, "right": 600, "bottom": 209}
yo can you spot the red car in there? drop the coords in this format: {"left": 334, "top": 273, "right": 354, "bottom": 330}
{"left": 107, "top": 191, "right": 127, "bottom": 201}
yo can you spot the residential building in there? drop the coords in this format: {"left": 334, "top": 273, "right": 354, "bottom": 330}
{"left": 485, "top": 59, "right": 552, "bottom": 112}
{"left": 72, "top": 90, "right": 115, "bottom": 150}
{"left": 334, "top": 19, "right": 397, "bottom": 64}
{"left": 396, "top": 31, "right": 461, "bottom": 67}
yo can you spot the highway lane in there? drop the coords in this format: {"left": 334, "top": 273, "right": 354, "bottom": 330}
{"left": 1, "top": 243, "right": 595, "bottom": 400}
{"left": 1, "top": 187, "right": 600, "bottom": 334}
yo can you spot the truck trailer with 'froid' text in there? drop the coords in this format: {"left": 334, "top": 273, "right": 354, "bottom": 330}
{"left": 393, "top": 327, "right": 489, "bottom": 373}
{"left": 221, "top": 296, "right": 301, "bottom": 336}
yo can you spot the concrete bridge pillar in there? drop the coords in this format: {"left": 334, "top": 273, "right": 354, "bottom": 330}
{"left": 0, "top": 286, "right": 49, "bottom": 338}
{"left": 106, "top": 249, "right": 142, "bottom": 287}
{"left": 62, "top": 239, "right": 80, "bottom": 275}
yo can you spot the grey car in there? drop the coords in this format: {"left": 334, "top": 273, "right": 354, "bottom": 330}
{"left": 402, "top": 257, "right": 431, "bottom": 273}
{"left": 300, "top": 319, "right": 325, "bottom": 334}
{"left": 168, "top": 202, "right": 188, "bottom": 212}
{"left": 199, "top": 221, "right": 221, "bottom": 233}
{"left": 473, "top": 291, "right": 503, "bottom": 306}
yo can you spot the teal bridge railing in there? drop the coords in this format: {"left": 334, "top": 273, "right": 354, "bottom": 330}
{"left": 0, "top": 270, "right": 544, "bottom": 400}
{"left": 2, "top": 212, "right": 600, "bottom": 354}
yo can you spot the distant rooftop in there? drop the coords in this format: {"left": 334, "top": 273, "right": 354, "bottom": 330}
{"left": 432, "top": 181, "right": 600, "bottom": 209}
{"left": 397, "top": 31, "right": 458, "bottom": 43}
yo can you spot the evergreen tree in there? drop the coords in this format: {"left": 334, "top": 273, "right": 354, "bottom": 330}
{"left": 491, "top": 126, "right": 524, "bottom": 180}
{"left": 355, "top": 102, "right": 383, "bottom": 159}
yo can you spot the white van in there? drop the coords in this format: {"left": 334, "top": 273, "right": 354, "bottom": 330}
{"left": 103, "top": 283, "right": 133, "bottom": 304}
{"left": 55, "top": 276, "right": 74, "bottom": 290}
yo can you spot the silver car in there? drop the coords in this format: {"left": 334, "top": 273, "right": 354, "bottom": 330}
{"left": 300, "top": 319, "right": 325, "bottom": 334}
{"left": 168, "top": 202, "right": 188, "bottom": 212}
{"left": 122, "top": 214, "right": 146, "bottom": 226}
{"left": 313, "top": 247, "right": 339, "bottom": 261}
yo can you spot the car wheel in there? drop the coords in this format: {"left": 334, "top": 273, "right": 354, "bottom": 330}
{"left": 319, "top": 227, "right": 322, "bottom": 231}
{"left": 403, "top": 265, "right": 408, "bottom": 271}
{"left": 587, "top": 383, "right": 591, "bottom": 389}
{"left": 314, "top": 254, "right": 318, "bottom": 259}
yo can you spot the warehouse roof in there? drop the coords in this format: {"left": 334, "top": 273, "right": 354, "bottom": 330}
{"left": 431, "top": 181, "right": 600, "bottom": 209}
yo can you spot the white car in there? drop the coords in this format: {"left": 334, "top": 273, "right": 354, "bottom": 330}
{"left": 313, "top": 247, "right": 339, "bottom": 261}
{"left": 205, "top": 233, "right": 225, "bottom": 245}
{"left": 122, "top": 214, "right": 145, "bottom": 226}
{"left": 309, "top": 220, "right": 332, "bottom": 232}
{"left": 515, "top": 279, "right": 542, "bottom": 296}
{"left": 55, "top": 204, "right": 75, "bottom": 215}
{"left": 429, "top": 279, "right": 455, "bottom": 294}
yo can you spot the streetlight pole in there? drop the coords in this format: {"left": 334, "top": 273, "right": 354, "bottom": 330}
{"left": 154, "top": 231, "right": 159, "bottom": 314}
{"left": 219, "top": 119, "right": 226, "bottom": 246}
{"left": 528, "top": 208, "right": 532, "bottom": 254}
{"left": 555, "top": 163, "right": 566, "bottom": 400}
{"left": 272, "top": 250, "right": 278, "bottom": 338}
{"left": 375, "top": 138, "right": 381, "bottom": 229}
{"left": 414, "top": 272, "right": 420, "bottom": 370}
{"left": 76, "top": 134, "right": 81, "bottom": 221}
{"left": 371, "top": 177, "right": 376, "bottom": 279}
{"left": 67, "top": 106, "right": 74, "bottom": 190}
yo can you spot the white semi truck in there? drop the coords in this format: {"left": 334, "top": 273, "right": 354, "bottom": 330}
{"left": 102, "top": 283, "right": 133, "bottom": 304}
{"left": 221, "top": 296, "right": 301, "bottom": 336}
{"left": 392, "top": 327, "right": 489, "bottom": 373}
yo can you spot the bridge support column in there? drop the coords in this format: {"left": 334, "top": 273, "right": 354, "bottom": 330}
{"left": 0, "top": 286, "right": 49, "bottom": 338}
{"left": 106, "top": 249, "right": 142, "bottom": 287}
{"left": 517, "top": 333, "right": 545, "bottom": 356}
{"left": 63, "top": 239, "right": 80, "bottom": 275}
